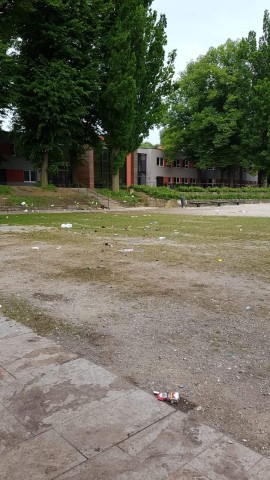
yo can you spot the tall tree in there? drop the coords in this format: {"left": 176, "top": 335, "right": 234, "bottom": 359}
{"left": 0, "top": 1, "right": 14, "bottom": 124}
{"left": 244, "top": 11, "right": 270, "bottom": 186}
{"left": 161, "top": 38, "right": 256, "bottom": 184}
{"left": 3, "top": 0, "right": 104, "bottom": 185}
{"left": 99, "top": 0, "right": 175, "bottom": 191}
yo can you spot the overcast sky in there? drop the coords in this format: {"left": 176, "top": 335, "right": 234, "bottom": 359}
{"left": 146, "top": 0, "right": 269, "bottom": 144}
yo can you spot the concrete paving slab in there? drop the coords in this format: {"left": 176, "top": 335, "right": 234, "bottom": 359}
{"left": 167, "top": 465, "right": 210, "bottom": 479}
{"left": 56, "top": 446, "right": 161, "bottom": 480}
{"left": 0, "top": 319, "right": 32, "bottom": 339}
{"left": 3, "top": 343, "right": 79, "bottom": 378}
{"left": 0, "top": 366, "right": 15, "bottom": 383}
{"left": 0, "top": 429, "right": 86, "bottom": 480}
{"left": 55, "top": 390, "right": 173, "bottom": 459}
{"left": 249, "top": 458, "right": 270, "bottom": 480}
{"left": 119, "top": 412, "right": 223, "bottom": 477}
{"left": 189, "top": 436, "right": 262, "bottom": 480}
{"left": 0, "top": 332, "right": 61, "bottom": 366}
{"left": 0, "top": 403, "right": 33, "bottom": 455}
{"left": 2, "top": 358, "right": 136, "bottom": 434}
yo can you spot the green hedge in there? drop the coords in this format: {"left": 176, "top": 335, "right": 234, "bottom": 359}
{"left": 132, "top": 185, "right": 270, "bottom": 201}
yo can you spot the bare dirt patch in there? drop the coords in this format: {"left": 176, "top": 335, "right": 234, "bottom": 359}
{"left": 0, "top": 216, "right": 269, "bottom": 457}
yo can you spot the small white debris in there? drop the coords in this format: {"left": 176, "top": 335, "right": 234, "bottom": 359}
{"left": 56, "top": 246, "right": 62, "bottom": 250}
{"left": 51, "top": 204, "right": 55, "bottom": 207}
{"left": 61, "top": 223, "right": 73, "bottom": 229}
{"left": 197, "top": 406, "right": 203, "bottom": 411}
{"left": 118, "top": 249, "right": 134, "bottom": 253}
{"left": 21, "top": 201, "right": 26, "bottom": 206}
{"left": 24, "top": 209, "right": 28, "bottom": 212}
{"left": 0, "top": 305, "right": 2, "bottom": 308}
{"left": 31, "top": 246, "right": 39, "bottom": 250}
{"left": 158, "top": 237, "right": 166, "bottom": 240}
{"left": 246, "top": 306, "right": 251, "bottom": 310}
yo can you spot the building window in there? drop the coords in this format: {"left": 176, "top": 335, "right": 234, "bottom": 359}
{"left": 173, "top": 177, "right": 181, "bottom": 184}
{"left": 173, "top": 159, "right": 181, "bottom": 168}
{"left": 156, "top": 157, "right": 164, "bottom": 167}
{"left": 184, "top": 160, "right": 189, "bottom": 168}
{"left": 181, "top": 177, "right": 189, "bottom": 184}
{"left": 24, "top": 170, "right": 37, "bottom": 182}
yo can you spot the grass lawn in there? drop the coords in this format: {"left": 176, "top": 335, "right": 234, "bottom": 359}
{"left": 1, "top": 210, "right": 270, "bottom": 281}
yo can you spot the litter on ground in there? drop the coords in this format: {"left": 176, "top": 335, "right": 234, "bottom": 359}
{"left": 61, "top": 223, "right": 72, "bottom": 229}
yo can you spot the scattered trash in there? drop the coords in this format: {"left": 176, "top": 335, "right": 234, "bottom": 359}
{"left": 105, "top": 242, "right": 113, "bottom": 247}
{"left": 179, "top": 384, "right": 185, "bottom": 389}
{"left": 61, "top": 223, "right": 72, "bottom": 229}
{"left": 196, "top": 405, "right": 203, "bottom": 411}
{"left": 153, "top": 391, "right": 180, "bottom": 404}
{"left": 21, "top": 201, "right": 27, "bottom": 206}
{"left": 24, "top": 209, "right": 28, "bottom": 212}
{"left": 245, "top": 306, "right": 251, "bottom": 310}
{"left": 31, "top": 246, "right": 39, "bottom": 250}
{"left": 51, "top": 204, "right": 55, "bottom": 207}
{"left": 0, "top": 305, "right": 2, "bottom": 308}
{"left": 216, "top": 258, "right": 223, "bottom": 262}
{"left": 158, "top": 237, "right": 166, "bottom": 240}
{"left": 56, "top": 246, "right": 62, "bottom": 250}
{"left": 118, "top": 248, "right": 134, "bottom": 253}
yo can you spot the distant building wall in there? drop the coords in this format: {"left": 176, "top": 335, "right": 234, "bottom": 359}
{"left": 135, "top": 148, "right": 258, "bottom": 187}
{"left": 0, "top": 132, "right": 40, "bottom": 185}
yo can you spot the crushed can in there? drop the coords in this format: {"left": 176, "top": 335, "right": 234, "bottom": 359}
{"left": 153, "top": 391, "right": 180, "bottom": 404}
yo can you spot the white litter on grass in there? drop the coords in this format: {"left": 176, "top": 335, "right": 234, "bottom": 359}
{"left": 21, "top": 202, "right": 26, "bottom": 206}
{"left": 158, "top": 237, "right": 166, "bottom": 240}
{"left": 24, "top": 209, "right": 28, "bottom": 212}
{"left": 118, "top": 249, "right": 134, "bottom": 253}
{"left": 0, "top": 305, "right": 2, "bottom": 308}
{"left": 61, "top": 223, "right": 73, "bottom": 229}
{"left": 31, "top": 246, "right": 39, "bottom": 250}
{"left": 56, "top": 246, "right": 62, "bottom": 250}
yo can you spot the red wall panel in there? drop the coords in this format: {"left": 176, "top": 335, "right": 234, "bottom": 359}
{"left": 6, "top": 169, "right": 24, "bottom": 182}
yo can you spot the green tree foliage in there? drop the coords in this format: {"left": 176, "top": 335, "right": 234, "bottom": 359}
{"left": 2, "top": 0, "right": 105, "bottom": 185}
{"left": 243, "top": 11, "right": 270, "bottom": 185}
{"left": 99, "top": 0, "right": 175, "bottom": 191}
{"left": 161, "top": 39, "right": 256, "bottom": 182}
{"left": 0, "top": 1, "right": 14, "bottom": 123}
{"left": 0, "top": 40, "right": 11, "bottom": 121}
{"left": 162, "top": 10, "right": 270, "bottom": 186}
{"left": 140, "top": 141, "right": 156, "bottom": 148}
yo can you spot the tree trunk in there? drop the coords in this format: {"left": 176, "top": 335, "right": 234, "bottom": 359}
{"left": 262, "top": 176, "right": 268, "bottom": 187}
{"left": 258, "top": 170, "right": 268, "bottom": 187}
{"left": 41, "top": 151, "right": 48, "bottom": 187}
{"left": 112, "top": 169, "right": 119, "bottom": 192}
{"left": 239, "top": 166, "right": 243, "bottom": 187}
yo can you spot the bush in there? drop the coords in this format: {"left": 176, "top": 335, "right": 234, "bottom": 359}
{"left": 131, "top": 185, "right": 270, "bottom": 201}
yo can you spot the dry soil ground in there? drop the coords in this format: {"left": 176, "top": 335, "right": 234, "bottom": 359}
{"left": 0, "top": 206, "right": 269, "bottom": 459}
